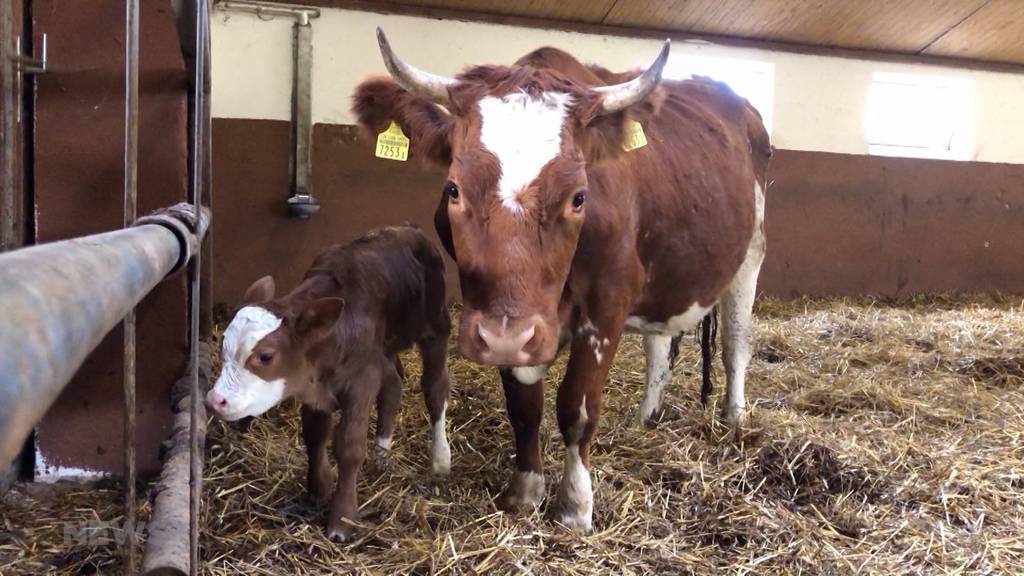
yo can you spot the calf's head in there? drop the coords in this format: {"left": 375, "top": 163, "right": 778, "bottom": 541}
{"left": 207, "top": 276, "right": 343, "bottom": 421}
{"left": 354, "top": 30, "right": 669, "bottom": 367}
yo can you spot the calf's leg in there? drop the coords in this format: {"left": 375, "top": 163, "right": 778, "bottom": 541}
{"left": 639, "top": 334, "right": 673, "bottom": 427}
{"left": 419, "top": 334, "right": 452, "bottom": 475}
{"left": 301, "top": 405, "right": 333, "bottom": 501}
{"left": 327, "top": 369, "right": 379, "bottom": 543}
{"left": 374, "top": 356, "right": 403, "bottom": 451}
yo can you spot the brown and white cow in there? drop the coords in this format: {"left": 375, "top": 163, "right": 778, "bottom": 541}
{"left": 353, "top": 31, "right": 771, "bottom": 533}
{"left": 207, "top": 226, "right": 452, "bottom": 542}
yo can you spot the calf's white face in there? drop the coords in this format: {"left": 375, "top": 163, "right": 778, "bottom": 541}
{"left": 208, "top": 305, "right": 287, "bottom": 421}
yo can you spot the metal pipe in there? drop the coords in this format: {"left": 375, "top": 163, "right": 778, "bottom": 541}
{"left": 0, "top": 203, "right": 210, "bottom": 468}
{"left": 188, "top": 2, "right": 209, "bottom": 574}
{"left": 122, "top": 0, "right": 141, "bottom": 572}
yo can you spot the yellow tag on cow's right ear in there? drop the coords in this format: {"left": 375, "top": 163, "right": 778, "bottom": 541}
{"left": 623, "top": 121, "right": 648, "bottom": 152}
{"left": 375, "top": 121, "right": 410, "bottom": 161}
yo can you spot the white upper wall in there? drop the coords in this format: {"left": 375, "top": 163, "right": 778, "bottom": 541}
{"left": 211, "top": 6, "right": 1024, "bottom": 165}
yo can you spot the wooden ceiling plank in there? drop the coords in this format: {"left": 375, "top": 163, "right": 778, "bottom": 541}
{"left": 603, "top": 0, "right": 991, "bottom": 53}
{"left": 923, "top": 0, "right": 1024, "bottom": 64}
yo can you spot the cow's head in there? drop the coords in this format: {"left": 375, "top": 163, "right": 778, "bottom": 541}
{"left": 206, "top": 276, "right": 343, "bottom": 421}
{"left": 354, "top": 30, "right": 669, "bottom": 367}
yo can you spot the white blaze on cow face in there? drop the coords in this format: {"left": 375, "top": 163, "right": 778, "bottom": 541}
{"left": 478, "top": 91, "right": 571, "bottom": 212}
{"left": 209, "top": 306, "right": 286, "bottom": 421}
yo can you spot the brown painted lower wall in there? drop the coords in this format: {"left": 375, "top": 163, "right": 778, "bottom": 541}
{"left": 212, "top": 118, "right": 1024, "bottom": 309}
{"left": 33, "top": 1, "right": 189, "bottom": 479}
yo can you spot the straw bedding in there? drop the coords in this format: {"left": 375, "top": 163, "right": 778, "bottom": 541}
{"left": 2, "top": 295, "right": 1023, "bottom": 574}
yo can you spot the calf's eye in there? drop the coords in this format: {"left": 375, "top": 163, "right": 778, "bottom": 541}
{"left": 257, "top": 352, "right": 274, "bottom": 365}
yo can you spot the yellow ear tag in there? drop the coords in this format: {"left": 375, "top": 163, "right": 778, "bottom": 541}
{"left": 375, "top": 121, "right": 410, "bottom": 161}
{"left": 623, "top": 121, "right": 648, "bottom": 152}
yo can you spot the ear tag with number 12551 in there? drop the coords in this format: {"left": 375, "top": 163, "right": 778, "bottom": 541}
{"left": 375, "top": 121, "right": 410, "bottom": 161}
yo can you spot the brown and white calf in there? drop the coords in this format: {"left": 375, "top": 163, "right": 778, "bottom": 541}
{"left": 206, "top": 226, "right": 452, "bottom": 542}
{"left": 353, "top": 31, "right": 770, "bottom": 533}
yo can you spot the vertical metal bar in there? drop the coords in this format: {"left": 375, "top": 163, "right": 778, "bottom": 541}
{"left": 1, "top": 2, "right": 16, "bottom": 252}
{"left": 189, "top": 1, "right": 208, "bottom": 574}
{"left": 286, "top": 13, "right": 318, "bottom": 217}
{"left": 122, "top": 0, "right": 140, "bottom": 573}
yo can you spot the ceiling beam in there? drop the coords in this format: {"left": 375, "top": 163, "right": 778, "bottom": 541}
{"left": 271, "top": 0, "right": 1024, "bottom": 73}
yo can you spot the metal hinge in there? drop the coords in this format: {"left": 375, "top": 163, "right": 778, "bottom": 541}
{"left": 11, "top": 33, "right": 47, "bottom": 75}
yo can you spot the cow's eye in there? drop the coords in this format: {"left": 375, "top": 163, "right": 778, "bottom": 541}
{"left": 572, "top": 191, "right": 586, "bottom": 211}
{"left": 257, "top": 352, "right": 274, "bottom": 365}
{"left": 445, "top": 182, "right": 460, "bottom": 201}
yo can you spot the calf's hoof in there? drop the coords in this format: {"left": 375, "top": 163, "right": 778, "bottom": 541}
{"left": 326, "top": 521, "right": 354, "bottom": 545}
{"left": 496, "top": 471, "right": 545, "bottom": 513}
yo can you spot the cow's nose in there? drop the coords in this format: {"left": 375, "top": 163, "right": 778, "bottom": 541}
{"left": 206, "top": 390, "right": 229, "bottom": 414}
{"left": 476, "top": 317, "right": 538, "bottom": 366}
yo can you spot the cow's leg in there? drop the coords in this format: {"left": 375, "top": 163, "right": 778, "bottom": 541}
{"left": 374, "top": 356, "right": 403, "bottom": 452}
{"left": 327, "top": 368, "right": 379, "bottom": 543}
{"left": 551, "top": 318, "right": 623, "bottom": 534}
{"left": 720, "top": 182, "right": 766, "bottom": 427}
{"left": 497, "top": 365, "right": 548, "bottom": 512}
{"left": 639, "top": 334, "right": 674, "bottom": 427}
{"left": 301, "top": 405, "right": 333, "bottom": 501}
{"left": 419, "top": 333, "right": 452, "bottom": 475}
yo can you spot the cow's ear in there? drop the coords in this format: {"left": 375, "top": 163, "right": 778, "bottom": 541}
{"left": 243, "top": 275, "right": 276, "bottom": 305}
{"left": 295, "top": 297, "right": 345, "bottom": 343}
{"left": 573, "top": 87, "right": 665, "bottom": 164}
{"left": 352, "top": 78, "right": 452, "bottom": 166}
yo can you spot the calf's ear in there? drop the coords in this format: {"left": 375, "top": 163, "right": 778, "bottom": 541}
{"left": 352, "top": 78, "right": 452, "bottom": 166}
{"left": 295, "top": 297, "right": 345, "bottom": 343}
{"left": 243, "top": 275, "right": 276, "bottom": 304}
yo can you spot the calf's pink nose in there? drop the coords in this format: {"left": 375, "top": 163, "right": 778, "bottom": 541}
{"left": 206, "top": 390, "right": 229, "bottom": 414}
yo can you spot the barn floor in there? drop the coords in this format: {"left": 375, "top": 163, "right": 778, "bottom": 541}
{"left": 2, "top": 295, "right": 1023, "bottom": 574}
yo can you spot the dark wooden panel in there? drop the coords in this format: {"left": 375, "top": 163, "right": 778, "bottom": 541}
{"left": 604, "top": 0, "right": 988, "bottom": 53}
{"left": 923, "top": 0, "right": 1024, "bottom": 63}
{"left": 761, "top": 149, "right": 1024, "bottom": 297}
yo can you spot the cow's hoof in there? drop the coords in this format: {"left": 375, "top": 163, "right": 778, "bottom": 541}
{"left": 721, "top": 403, "right": 746, "bottom": 428}
{"left": 548, "top": 501, "right": 593, "bottom": 535}
{"left": 497, "top": 471, "right": 545, "bottom": 513}
{"left": 431, "top": 442, "right": 451, "bottom": 476}
{"left": 638, "top": 407, "right": 664, "bottom": 429}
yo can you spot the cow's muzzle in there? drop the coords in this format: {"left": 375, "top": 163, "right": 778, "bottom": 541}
{"left": 459, "top": 311, "right": 557, "bottom": 367}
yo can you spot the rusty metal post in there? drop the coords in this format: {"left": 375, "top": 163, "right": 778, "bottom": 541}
{"left": 122, "top": 0, "right": 141, "bottom": 572}
{"left": 1, "top": 1, "right": 16, "bottom": 252}
{"left": 0, "top": 204, "right": 210, "bottom": 468}
{"left": 188, "top": 2, "right": 209, "bottom": 574}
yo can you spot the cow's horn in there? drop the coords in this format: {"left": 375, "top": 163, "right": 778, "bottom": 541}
{"left": 376, "top": 28, "right": 455, "bottom": 104}
{"left": 595, "top": 39, "right": 671, "bottom": 113}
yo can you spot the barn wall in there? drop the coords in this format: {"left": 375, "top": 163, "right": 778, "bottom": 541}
{"left": 210, "top": 7, "right": 1024, "bottom": 165}
{"left": 212, "top": 120, "right": 1024, "bottom": 302}
{"left": 32, "top": 1, "right": 189, "bottom": 480}
{"left": 208, "top": 6, "right": 1024, "bottom": 306}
